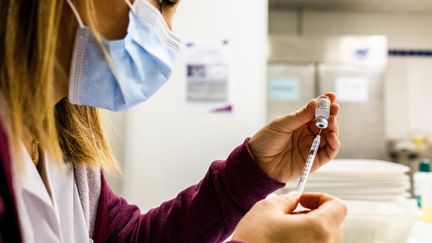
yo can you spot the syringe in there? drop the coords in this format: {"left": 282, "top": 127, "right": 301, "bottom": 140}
{"left": 296, "top": 129, "right": 322, "bottom": 195}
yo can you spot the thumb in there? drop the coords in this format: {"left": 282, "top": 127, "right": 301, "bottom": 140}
{"left": 272, "top": 99, "right": 317, "bottom": 132}
{"left": 272, "top": 191, "right": 300, "bottom": 214}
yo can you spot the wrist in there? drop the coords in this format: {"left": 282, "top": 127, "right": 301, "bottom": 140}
{"left": 231, "top": 233, "right": 247, "bottom": 243}
{"left": 246, "top": 140, "right": 284, "bottom": 183}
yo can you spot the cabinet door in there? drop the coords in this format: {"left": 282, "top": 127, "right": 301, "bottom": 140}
{"left": 267, "top": 62, "right": 316, "bottom": 121}
{"left": 319, "top": 63, "right": 385, "bottom": 159}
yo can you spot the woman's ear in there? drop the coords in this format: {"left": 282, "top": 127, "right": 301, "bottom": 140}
{"left": 92, "top": 0, "right": 130, "bottom": 40}
{"left": 147, "top": 0, "right": 160, "bottom": 9}
{"left": 161, "top": 0, "right": 181, "bottom": 30}
{"left": 147, "top": 0, "right": 180, "bottom": 30}
{"left": 160, "top": 0, "right": 180, "bottom": 9}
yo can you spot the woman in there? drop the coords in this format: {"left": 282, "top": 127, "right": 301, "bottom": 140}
{"left": 0, "top": 0, "right": 346, "bottom": 242}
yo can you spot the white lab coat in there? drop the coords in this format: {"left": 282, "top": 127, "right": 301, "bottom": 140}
{"left": 12, "top": 144, "right": 91, "bottom": 243}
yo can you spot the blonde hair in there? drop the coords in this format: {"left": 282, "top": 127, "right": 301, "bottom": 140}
{"left": 0, "top": 0, "right": 118, "bottom": 172}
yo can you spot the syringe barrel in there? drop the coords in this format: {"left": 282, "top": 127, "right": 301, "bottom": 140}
{"left": 310, "top": 135, "right": 321, "bottom": 151}
{"left": 296, "top": 135, "right": 321, "bottom": 194}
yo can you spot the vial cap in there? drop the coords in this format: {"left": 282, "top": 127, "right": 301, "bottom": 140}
{"left": 419, "top": 160, "right": 431, "bottom": 172}
{"left": 315, "top": 118, "right": 328, "bottom": 129}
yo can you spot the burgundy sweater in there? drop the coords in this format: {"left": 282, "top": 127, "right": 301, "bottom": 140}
{"left": 0, "top": 120, "right": 284, "bottom": 243}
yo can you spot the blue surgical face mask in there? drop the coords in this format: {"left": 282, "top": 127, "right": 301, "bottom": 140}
{"left": 66, "top": 0, "right": 180, "bottom": 111}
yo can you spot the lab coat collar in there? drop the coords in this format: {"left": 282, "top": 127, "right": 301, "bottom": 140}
{"left": 16, "top": 143, "right": 53, "bottom": 207}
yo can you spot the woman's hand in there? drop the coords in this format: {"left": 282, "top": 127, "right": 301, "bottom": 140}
{"left": 232, "top": 192, "right": 347, "bottom": 243}
{"left": 249, "top": 92, "right": 340, "bottom": 183}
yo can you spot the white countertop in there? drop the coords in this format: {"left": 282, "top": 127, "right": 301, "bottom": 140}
{"left": 408, "top": 221, "right": 432, "bottom": 243}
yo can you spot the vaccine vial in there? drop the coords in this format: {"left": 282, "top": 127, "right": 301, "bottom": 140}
{"left": 315, "top": 95, "right": 330, "bottom": 129}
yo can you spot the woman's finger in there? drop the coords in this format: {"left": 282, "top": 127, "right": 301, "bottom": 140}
{"left": 300, "top": 193, "right": 348, "bottom": 231}
{"left": 313, "top": 131, "right": 339, "bottom": 171}
{"left": 332, "top": 226, "right": 344, "bottom": 243}
{"left": 271, "top": 99, "right": 317, "bottom": 133}
{"left": 330, "top": 102, "right": 340, "bottom": 117}
{"left": 325, "top": 113, "right": 339, "bottom": 138}
{"left": 322, "top": 92, "right": 337, "bottom": 103}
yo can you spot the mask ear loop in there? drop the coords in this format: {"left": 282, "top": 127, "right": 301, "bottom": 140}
{"left": 125, "top": 0, "right": 165, "bottom": 12}
{"left": 66, "top": 0, "right": 85, "bottom": 28}
{"left": 124, "top": 0, "right": 134, "bottom": 9}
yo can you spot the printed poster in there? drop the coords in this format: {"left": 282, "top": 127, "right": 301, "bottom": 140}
{"left": 183, "top": 39, "right": 232, "bottom": 113}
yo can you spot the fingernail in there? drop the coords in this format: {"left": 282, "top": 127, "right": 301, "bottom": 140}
{"left": 288, "top": 191, "right": 300, "bottom": 199}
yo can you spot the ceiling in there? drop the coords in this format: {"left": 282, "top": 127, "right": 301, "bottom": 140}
{"left": 269, "top": 0, "right": 432, "bottom": 12}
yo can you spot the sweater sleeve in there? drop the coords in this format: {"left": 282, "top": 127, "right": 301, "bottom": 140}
{"left": 93, "top": 139, "right": 284, "bottom": 243}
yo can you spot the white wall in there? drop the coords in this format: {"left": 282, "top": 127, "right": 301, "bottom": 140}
{"left": 102, "top": 110, "right": 127, "bottom": 193}
{"left": 121, "top": 0, "right": 269, "bottom": 210}
{"left": 269, "top": 9, "right": 432, "bottom": 139}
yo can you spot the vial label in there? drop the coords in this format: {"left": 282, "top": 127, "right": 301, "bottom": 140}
{"left": 315, "top": 97, "right": 330, "bottom": 119}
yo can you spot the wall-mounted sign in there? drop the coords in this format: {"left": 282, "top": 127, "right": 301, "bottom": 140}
{"left": 268, "top": 77, "right": 300, "bottom": 101}
{"left": 335, "top": 77, "right": 369, "bottom": 102}
{"left": 183, "top": 39, "right": 232, "bottom": 113}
